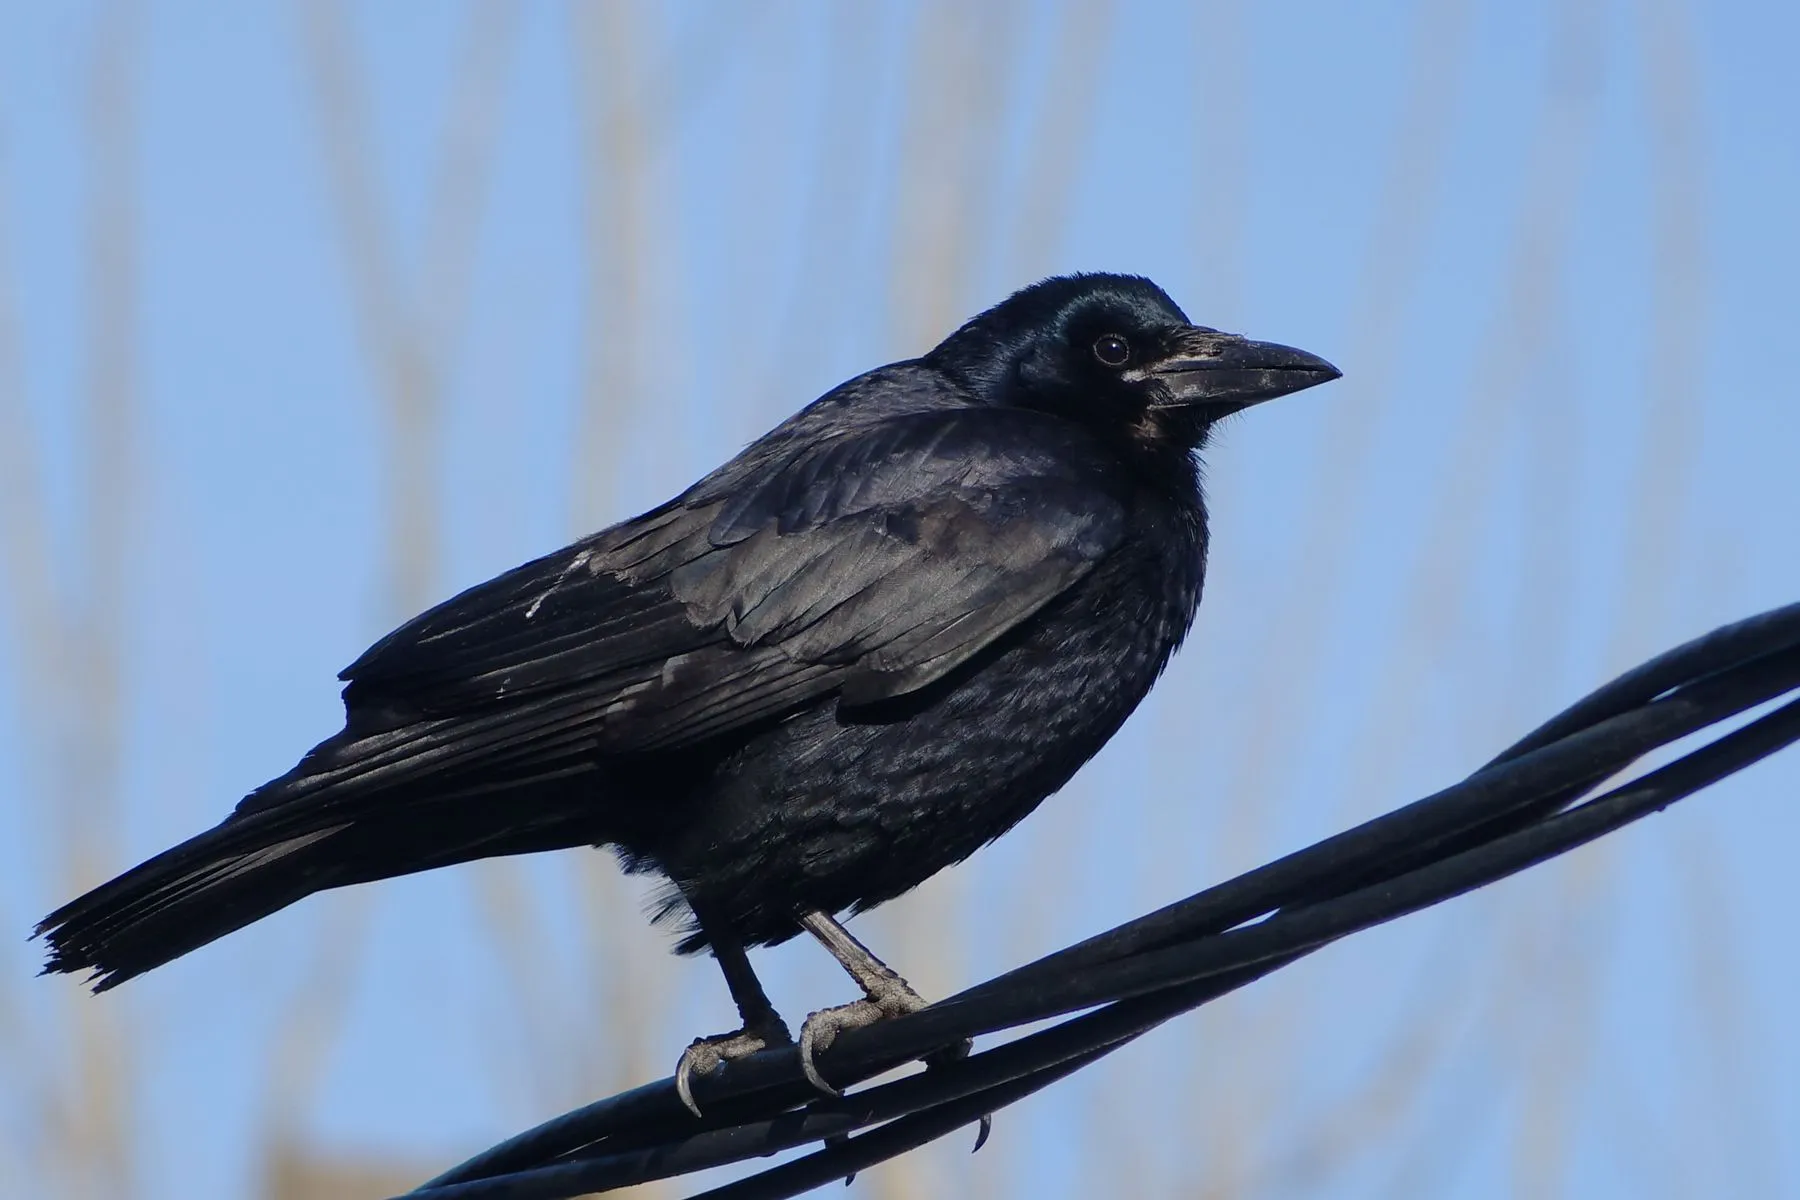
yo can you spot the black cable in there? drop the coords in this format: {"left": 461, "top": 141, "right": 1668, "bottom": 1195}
{"left": 404, "top": 601, "right": 1800, "bottom": 1200}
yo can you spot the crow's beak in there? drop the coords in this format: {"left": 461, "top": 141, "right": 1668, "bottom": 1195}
{"left": 1147, "top": 329, "right": 1340, "bottom": 413}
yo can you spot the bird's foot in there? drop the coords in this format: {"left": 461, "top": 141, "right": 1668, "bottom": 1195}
{"left": 798, "top": 975, "right": 990, "bottom": 1154}
{"left": 675, "top": 1017, "right": 792, "bottom": 1118}
{"left": 798, "top": 996, "right": 908, "bottom": 1095}
{"left": 799, "top": 971, "right": 964, "bottom": 1096}
{"left": 791, "top": 910, "right": 988, "bottom": 1150}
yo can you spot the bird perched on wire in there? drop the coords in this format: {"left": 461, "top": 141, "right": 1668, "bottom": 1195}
{"left": 36, "top": 273, "right": 1338, "bottom": 1114}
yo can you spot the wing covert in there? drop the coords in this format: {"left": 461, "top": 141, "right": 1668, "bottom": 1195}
{"left": 334, "top": 408, "right": 1127, "bottom": 761}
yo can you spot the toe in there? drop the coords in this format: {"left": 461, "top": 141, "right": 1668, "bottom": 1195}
{"left": 673, "top": 1024, "right": 784, "bottom": 1118}
{"left": 863, "top": 973, "right": 930, "bottom": 1018}
{"left": 799, "top": 1015, "right": 846, "bottom": 1096}
{"left": 798, "top": 998, "right": 891, "bottom": 1096}
{"left": 800, "top": 1046, "right": 839, "bottom": 1096}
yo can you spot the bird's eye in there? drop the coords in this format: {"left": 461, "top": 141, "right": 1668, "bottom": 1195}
{"left": 1092, "top": 333, "right": 1131, "bottom": 367}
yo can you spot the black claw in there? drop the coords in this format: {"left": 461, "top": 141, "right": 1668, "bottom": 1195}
{"left": 972, "top": 1114, "right": 993, "bottom": 1154}
{"left": 823, "top": 1132, "right": 855, "bottom": 1185}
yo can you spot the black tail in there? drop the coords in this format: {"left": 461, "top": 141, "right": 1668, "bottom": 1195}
{"left": 36, "top": 813, "right": 366, "bottom": 991}
{"left": 36, "top": 755, "right": 609, "bottom": 992}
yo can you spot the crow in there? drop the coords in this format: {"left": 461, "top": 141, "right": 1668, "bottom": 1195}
{"left": 35, "top": 273, "right": 1338, "bottom": 1112}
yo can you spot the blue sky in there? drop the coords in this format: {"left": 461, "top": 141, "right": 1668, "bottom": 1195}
{"left": 2, "top": 2, "right": 1798, "bottom": 1197}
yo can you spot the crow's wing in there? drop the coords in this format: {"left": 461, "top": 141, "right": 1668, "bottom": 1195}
{"left": 277, "top": 408, "right": 1124, "bottom": 804}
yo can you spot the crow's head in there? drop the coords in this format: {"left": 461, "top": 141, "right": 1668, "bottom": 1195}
{"left": 927, "top": 273, "right": 1339, "bottom": 454}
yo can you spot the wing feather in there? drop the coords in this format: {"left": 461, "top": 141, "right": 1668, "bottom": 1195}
{"left": 320, "top": 407, "right": 1127, "bottom": 796}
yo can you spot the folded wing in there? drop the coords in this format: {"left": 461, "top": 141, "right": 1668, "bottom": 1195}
{"left": 276, "top": 407, "right": 1125, "bottom": 809}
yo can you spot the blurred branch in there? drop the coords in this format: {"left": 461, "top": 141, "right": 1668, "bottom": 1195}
{"left": 1612, "top": 0, "right": 1707, "bottom": 666}
{"left": 55, "top": 12, "right": 145, "bottom": 1197}
{"left": 302, "top": 0, "right": 434, "bottom": 616}
{"left": 1213, "top": 0, "right": 1476, "bottom": 842}
{"left": 276, "top": 0, "right": 521, "bottom": 1143}
{"left": 0, "top": 13, "right": 145, "bottom": 1195}
{"left": 752, "top": 3, "right": 876, "bottom": 430}
{"left": 1510, "top": 0, "right": 1708, "bottom": 1188}
{"left": 637, "top": 4, "right": 765, "bottom": 161}
{"left": 1510, "top": 841, "right": 1615, "bottom": 1195}
{"left": 1338, "top": 0, "right": 1605, "bottom": 815}
{"left": 71, "top": 0, "right": 139, "bottom": 880}
{"left": 1004, "top": 0, "right": 1119, "bottom": 281}
{"left": 261, "top": 892, "right": 382, "bottom": 1137}
{"left": 1499, "top": 322, "right": 1580, "bottom": 730}
{"left": 301, "top": 0, "right": 516, "bottom": 619}
{"left": 578, "top": 863, "right": 675, "bottom": 1103}
{"left": 0, "top": 137, "right": 63, "bottom": 816}
{"left": 467, "top": 860, "right": 568, "bottom": 1108}
{"left": 570, "top": 0, "right": 653, "bottom": 530}
{"left": 1594, "top": 1058, "right": 1692, "bottom": 1200}
{"left": 1190, "top": 0, "right": 1249, "bottom": 322}
{"left": 1074, "top": 1051, "right": 1153, "bottom": 1199}
{"left": 0, "top": 6, "right": 149, "bottom": 1191}
{"left": 1673, "top": 830, "right": 1776, "bottom": 1198}
{"left": 1242, "top": 916, "right": 1488, "bottom": 1195}
{"left": 0, "top": 77, "right": 60, "bottom": 1113}
{"left": 882, "top": 0, "right": 1024, "bottom": 351}
{"left": 1373, "top": 906, "right": 1556, "bottom": 1197}
{"left": 420, "top": 0, "right": 517, "bottom": 359}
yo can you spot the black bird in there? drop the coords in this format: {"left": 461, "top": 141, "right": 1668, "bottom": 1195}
{"left": 36, "top": 273, "right": 1337, "bottom": 1111}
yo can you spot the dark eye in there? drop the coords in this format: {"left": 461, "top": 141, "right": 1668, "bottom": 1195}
{"left": 1092, "top": 333, "right": 1131, "bottom": 367}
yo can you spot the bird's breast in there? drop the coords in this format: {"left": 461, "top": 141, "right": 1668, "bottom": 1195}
{"left": 650, "top": 493, "right": 1208, "bottom": 945}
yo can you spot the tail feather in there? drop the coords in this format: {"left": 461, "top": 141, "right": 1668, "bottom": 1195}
{"left": 36, "top": 817, "right": 359, "bottom": 991}
{"left": 36, "top": 767, "right": 609, "bottom": 992}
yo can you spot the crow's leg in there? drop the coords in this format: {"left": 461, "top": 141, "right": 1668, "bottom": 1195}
{"left": 674, "top": 905, "right": 793, "bottom": 1118}
{"left": 796, "top": 911, "right": 993, "bottom": 1155}
{"left": 795, "top": 910, "right": 971, "bottom": 1095}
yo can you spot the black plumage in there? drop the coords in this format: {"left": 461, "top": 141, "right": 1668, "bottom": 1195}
{"left": 36, "top": 273, "right": 1337, "bottom": 1102}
